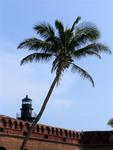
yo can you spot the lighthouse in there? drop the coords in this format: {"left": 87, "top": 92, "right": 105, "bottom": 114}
{"left": 17, "top": 95, "right": 35, "bottom": 122}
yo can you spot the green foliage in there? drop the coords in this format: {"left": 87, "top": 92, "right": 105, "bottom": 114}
{"left": 18, "top": 17, "right": 111, "bottom": 86}
{"left": 71, "top": 63, "right": 94, "bottom": 86}
{"left": 108, "top": 118, "right": 113, "bottom": 127}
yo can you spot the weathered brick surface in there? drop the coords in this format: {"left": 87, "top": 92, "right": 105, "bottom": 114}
{"left": 0, "top": 136, "right": 79, "bottom": 150}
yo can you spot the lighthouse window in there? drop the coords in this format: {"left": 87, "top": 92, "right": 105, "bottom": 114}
{"left": 23, "top": 101, "right": 31, "bottom": 104}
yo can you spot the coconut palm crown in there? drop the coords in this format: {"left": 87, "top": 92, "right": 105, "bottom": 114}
{"left": 18, "top": 17, "right": 111, "bottom": 150}
{"left": 18, "top": 17, "right": 111, "bottom": 86}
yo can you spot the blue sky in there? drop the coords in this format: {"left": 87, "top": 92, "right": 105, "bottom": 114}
{"left": 0, "top": 0, "right": 113, "bottom": 131}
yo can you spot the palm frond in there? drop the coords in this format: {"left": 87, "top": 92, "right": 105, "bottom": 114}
{"left": 73, "top": 49, "right": 101, "bottom": 59}
{"left": 21, "top": 53, "right": 53, "bottom": 65}
{"left": 18, "top": 38, "right": 39, "bottom": 49}
{"left": 68, "top": 37, "right": 80, "bottom": 50}
{"left": 73, "top": 44, "right": 103, "bottom": 59}
{"left": 74, "top": 23, "right": 100, "bottom": 45}
{"left": 34, "top": 23, "right": 55, "bottom": 40}
{"left": 17, "top": 38, "right": 52, "bottom": 52}
{"left": 55, "top": 20, "right": 65, "bottom": 45}
{"left": 72, "top": 43, "right": 111, "bottom": 60}
{"left": 55, "top": 20, "right": 64, "bottom": 35}
{"left": 71, "top": 16, "right": 81, "bottom": 32}
{"left": 83, "top": 43, "right": 111, "bottom": 54}
{"left": 64, "top": 29, "right": 73, "bottom": 48}
{"left": 71, "top": 63, "right": 94, "bottom": 86}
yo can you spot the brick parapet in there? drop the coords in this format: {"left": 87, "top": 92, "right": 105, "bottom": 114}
{"left": 0, "top": 115, "right": 80, "bottom": 145}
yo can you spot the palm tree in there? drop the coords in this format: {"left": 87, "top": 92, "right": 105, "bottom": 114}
{"left": 18, "top": 17, "right": 111, "bottom": 150}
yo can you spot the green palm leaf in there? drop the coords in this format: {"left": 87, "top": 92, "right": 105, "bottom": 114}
{"left": 55, "top": 20, "right": 64, "bottom": 30}
{"left": 74, "top": 23, "right": 100, "bottom": 45}
{"left": 71, "top": 16, "right": 81, "bottom": 32}
{"left": 74, "top": 49, "right": 101, "bottom": 59}
{"left": 18, "top": 38, "right": 52, "bottom": 52}
{"left": 55, "top": 20, "right": 64, "bottom": 36}
{"left": 20, "top": 53, "right": 53, "bottom": 65}
{"left": 84, "top": 43, "right": 111, "bottom": 53}
{"left": 64, "top": 29, "right": 73, "bottom": 48}
{"left": 72, "top": 43, "right": 111, "bottom": 60}
{"left": 34, "top": 23, "right": 55, "bottom": 40}
{"left": 71, "top": 63, "right": 94, "bottom": 86}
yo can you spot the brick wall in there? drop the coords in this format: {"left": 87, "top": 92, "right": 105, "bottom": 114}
{"left": 0, "top": 115, "right": 80, "bottom": 150}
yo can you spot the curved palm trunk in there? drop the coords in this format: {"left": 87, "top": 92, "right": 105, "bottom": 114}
{"left": 19, "top": 76, "right": 58, "bottom": 150}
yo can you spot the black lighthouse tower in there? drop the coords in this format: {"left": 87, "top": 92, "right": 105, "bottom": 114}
{"left": 17, "top": 95, "right": 35, "bottom": 122}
